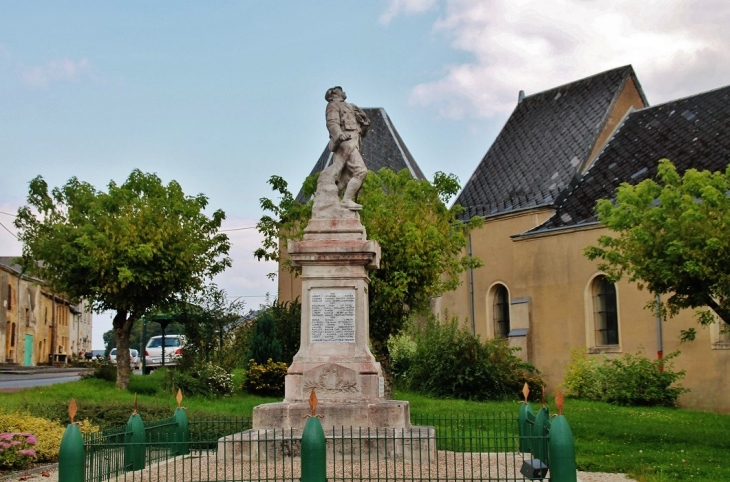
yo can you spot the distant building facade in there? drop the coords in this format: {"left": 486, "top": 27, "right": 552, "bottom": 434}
{"left": 0, "top": 257, "right": 92, "bottom": 365}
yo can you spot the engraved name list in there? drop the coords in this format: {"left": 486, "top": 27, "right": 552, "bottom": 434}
{"left": 310, "top": 288, "right": 356, "bottom": 343}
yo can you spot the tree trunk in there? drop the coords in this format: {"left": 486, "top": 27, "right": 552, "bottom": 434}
{"left": 113, "top": 310, "right": 135, "bottom": 390}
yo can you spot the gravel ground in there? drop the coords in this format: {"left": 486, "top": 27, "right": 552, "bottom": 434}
{"left": 0, "top": 454, "right": 638, "bottom": 482}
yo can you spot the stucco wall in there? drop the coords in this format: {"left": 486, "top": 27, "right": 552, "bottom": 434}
{"left": 441, "top": 216, "right": 730, "bottom": 413}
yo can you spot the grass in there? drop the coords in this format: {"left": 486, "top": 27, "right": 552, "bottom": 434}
{"left": 397, "top": 390, "right": 730, "bottom": 482}
{"left": 1, "top": 378, "right": 729, "bottom": 481}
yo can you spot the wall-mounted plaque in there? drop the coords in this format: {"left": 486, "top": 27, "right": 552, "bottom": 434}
{"left": 311, "top": 288, "right": 356, "bottom": 343}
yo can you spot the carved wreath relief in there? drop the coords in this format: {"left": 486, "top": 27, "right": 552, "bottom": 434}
{"left": 303, "top": 363, "right": 358, "bottom": 394}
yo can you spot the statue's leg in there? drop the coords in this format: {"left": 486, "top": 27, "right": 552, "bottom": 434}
{"left": 341, "top": 148, "right": 367, "bottom": 211}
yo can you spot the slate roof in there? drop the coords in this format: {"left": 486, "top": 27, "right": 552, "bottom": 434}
{"left": 0, "top": 256, "right": 22, "bottom": 274}
{"left": 528, "top": 84, "right": 730, "bottom": 234}
{"left": 295, "top": 108, "right": 426, "bottom": 202}
{"left": 455, "top": 66, "right": 646, "bottom": 220}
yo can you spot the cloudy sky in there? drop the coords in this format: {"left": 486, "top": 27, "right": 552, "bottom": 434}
{"left": 1, "top": 0, "right": 729, "bottom": 348}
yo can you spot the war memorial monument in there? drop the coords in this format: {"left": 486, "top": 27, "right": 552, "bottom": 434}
{"left": 221, "top": 87, "right": 433, "bottom": 461}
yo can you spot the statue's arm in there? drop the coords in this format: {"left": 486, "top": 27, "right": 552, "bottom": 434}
{"left": 326, "top": 103, "right": 346, "bottom": 142}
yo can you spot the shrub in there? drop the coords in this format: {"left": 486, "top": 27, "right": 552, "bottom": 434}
{"left": 562, "top": 349, "right": 607, "bottom": 401}
{"left": 163, "top": 363, "right": 234, "bottom": 398}
{"left": 0, "top": 432, "right": 37, "bottom": 470}
{"left": 17, "top": 400, "right": 173, "bottom": 431}
{"left": 561, "top": 349, "right": 688, "bottom": 407}
{"left": 245, "top": 359, "right": 287, "bottom": 396}
{"left": 387, "top": 332, "right": 417, "bottom": 385}
{"left": 408, "top": 317, "right": 542, "bottom": 401}
{"left": 0, "top": 413, "right": 64, "bottom": 463}
{"left": 82, "top": 358, "right": 117, "bottom": 382}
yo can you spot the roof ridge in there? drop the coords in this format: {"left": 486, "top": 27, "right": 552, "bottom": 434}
{"left": 521, "top": 65, "right": 634, "bottom": 101}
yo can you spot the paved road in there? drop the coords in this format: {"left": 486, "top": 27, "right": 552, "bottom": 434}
{"left": 0, "top": 368, "right": 89, "bottom": 391}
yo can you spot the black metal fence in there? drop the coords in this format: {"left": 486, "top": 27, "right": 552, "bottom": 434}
{"left": 80, "top": 412, "right": 550, "bottom": 482}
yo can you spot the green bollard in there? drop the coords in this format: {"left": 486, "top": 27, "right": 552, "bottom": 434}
{"left": 172, "top": 407, "right": 190, "bottom": 456}
{"left": 518, "top": 402, "right": 535, "bottom": 453}
{"left": 58, "top": 423, "right": 85, "bottom": 482}
{"left": 548, "top": 415, "right": 577, "bottom": 482}
{"left": 532, "top": 407, "right": 550, "bottom": 466}
{"left": 124, "top": 413, "right": 146, "bottom": 471}
{"left": 301, "top": 416, "right": 326, "bottom": 482}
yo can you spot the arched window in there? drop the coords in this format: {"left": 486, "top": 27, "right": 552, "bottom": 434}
{"left": 592, "top": 276, "right": 618, "bottom": 346}
{"left": 492, "top": 285, "right": 510, "bottom": 339}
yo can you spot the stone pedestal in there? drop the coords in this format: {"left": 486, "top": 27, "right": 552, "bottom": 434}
{"left": 252, "top": 216, "right": 410, "bottom": 431}
{"left": 229, "top": 213, "right": 433, "bottom": 466}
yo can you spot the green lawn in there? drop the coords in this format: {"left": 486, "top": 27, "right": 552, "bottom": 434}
{"left": 1, "top": 378, "right": 729, "bottom": 481}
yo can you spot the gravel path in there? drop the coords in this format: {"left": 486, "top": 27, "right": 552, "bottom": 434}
{"left": 0, "top": 455, "right": 638, "bottom": 482}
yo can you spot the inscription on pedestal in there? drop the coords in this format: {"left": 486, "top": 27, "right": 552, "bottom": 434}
{"left": 311, "top": 288, "right": 356, "bottom": 342}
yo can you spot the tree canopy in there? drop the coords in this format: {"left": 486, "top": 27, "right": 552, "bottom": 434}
{"left": 585, "top": 159, "right": 730, "bottom": 339}
{"left": 15, "top": 170, "right": 231, "bottom": 388}
{"left": 255, "top": 168, "right": 483, "bottom": 361}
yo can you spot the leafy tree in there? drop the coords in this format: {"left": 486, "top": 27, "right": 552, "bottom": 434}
{"left": 255, "top": 168, "right": 483, "bottom": 364}
{"left": 180, "top": 283, "right": 246, "bottom": 369}
{"left": 585, "top": 159, "right": 730, "bottom": 340}
{"left": 15, "top": 170, "right": 231, "bottom": 389}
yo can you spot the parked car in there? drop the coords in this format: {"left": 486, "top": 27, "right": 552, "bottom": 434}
{"left": 108, "top": 348, "right": 141, "bottom": 369}
{"left": 144, "top": 335, "right": 185, "bottom": 374}
{"left": 85, "top": 349, "right": 105, "bottom": 360}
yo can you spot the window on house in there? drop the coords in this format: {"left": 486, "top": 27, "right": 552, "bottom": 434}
{"left": 10, "top": 323, "right": 16, "bottom": 347}
{"left": 592, "top": 276, "right": 619, "bottom": 346}
{"left": 492, "top": 285, "right": 510, "bottom": 339}
{"left": 7, "top": 285, "right": 11, "bottom": 310}
{"left": 720, "top": 324, "right": 730, "bottom": 342}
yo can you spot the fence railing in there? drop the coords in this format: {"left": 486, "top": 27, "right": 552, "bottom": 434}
{"left": 59, "top": 391, "right": 575, "bottom": 482}
{"left": 68, "top": 415, "right": 554, "bottom": 482}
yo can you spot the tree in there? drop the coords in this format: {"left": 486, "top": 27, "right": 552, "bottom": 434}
{"left": 180, "top": 283, "right": 246, "bottom": 369}
{"left": 585, "top": 159, "right": 730, "bottom": 339}
{"left": 255, "top": 168, "right": 483, "bottom": 362}
{"left": 15, "top": 170, "right": 231, "bottom": 389}
{"left": 248, "top": 312, "right": 283, "bottom": 364}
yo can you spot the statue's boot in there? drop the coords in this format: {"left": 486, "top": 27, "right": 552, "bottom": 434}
{"left": 341, "top": 180, "right": 363, "bottom": 211}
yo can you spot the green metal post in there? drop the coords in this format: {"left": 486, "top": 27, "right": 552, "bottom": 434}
{"left": 171, "top": 407, "right": 190, "bottom": 456}
{"left": 301, "top": 416, "right": 326, "bottom": 482}
{"left": 124, "top": 413, "right": 146, "bottom": 471}
{"left": 58, "top": 423, "right": 85, "bottom": 482}
{"left": 548, "top": 415, "right": 577, "bottom": 482}
{"left": 532, "top": 406, "right": 550, "bottom": 465}
{"left": 518, "top": 402, "right": 535, "bottom": 453}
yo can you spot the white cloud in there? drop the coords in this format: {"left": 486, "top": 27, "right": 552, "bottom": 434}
{"left": 380, "top": 0, "right": 438, "bottom": 24}
{"left": 393, "top": 0, "right": 730, "bottom": 118}
{"left": 21, "top": 57, "right": 94, "bottom": 89}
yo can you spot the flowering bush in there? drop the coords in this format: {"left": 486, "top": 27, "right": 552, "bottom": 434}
{"left": 0, "top": 432, "right": 37, "bottom": 470}
{"left": 0, "top": 413, "right": 64, "bottom": 463}
{"left": 245, "top": 358, "right": 287, "bottom": 396}
{"left": 163, "top": 362, "right": 234, "bottom": 398}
